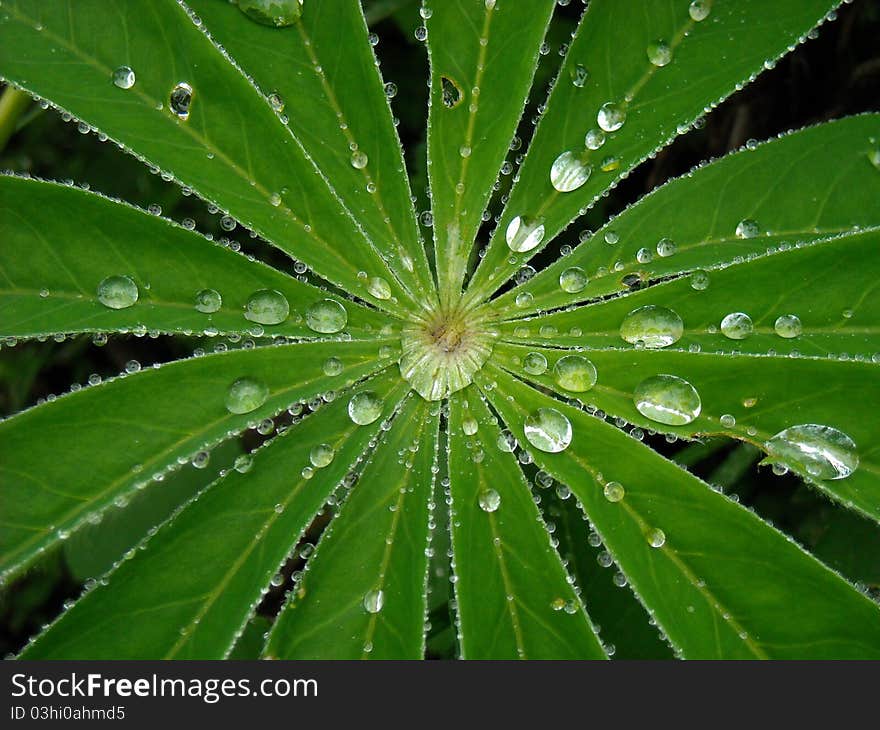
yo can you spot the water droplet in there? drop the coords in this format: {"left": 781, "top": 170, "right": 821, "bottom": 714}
{"left": 773, "top": 314, "right": 802, "bottom": 339}
{"left": 559, "top": 266, "right": 588, "bottom": 294}
{"left": 603, "top": 481, "right": 625, "bottom": 502}
{"left": 96, "top": 275, "right": 139, "bottom": 309}
{"left": 521, "top": 352, "right": 548, "bottom": 376}
{"left": 690, "top": 270, "right": 710, "bottom": 290}
{"left": 633, "top": 374, "right": 702, "bottom": 426}
{"left": 112, "top": 65, "right": 135, "bottom": 89}
{"left": 505, "top": 216, "right": 545, "bottom": 253}
{"left": 459, "top": 145, "right": 471, "bottom": 158}
{"left": 523, "top": 408, "right": 573, "bottom": 453}
{"left": 440, "top": 76, "right": 462, "bottom": 108}
{"left": 604, "top": 230, "right": 620, "bottom": 245}
{"left": 462, "top": 416, "right": 479, "bottom": 436}
{"left": 735, "top": 219, "right": 760, "bottom": 239}
{"left": 646, "top": 528, "right": 666, "bottom": 548}
{"left": 350, "top": 150, "right": 368, "bottom": 169}
{"left": 497, "top": 430, "right": 517, "bottom": 453}
{"left": 550, "top": 150, "right": 592, "bottom": 192}
{"left": 322, "top": 357, "right": 343, "bottom": 376}
{"left": 720, "top": 312, "right": 753, "bottom": 340}
{"left": 689, "top": 0, "right": 711, "bottom": 22}
{"left": 656, "top": 237, "right": 677, "bottom": 257}
{"left": 237, "top": 0, "right": 303, "bottom": 27}
{"left": 620, "top": 305, "right": 683, "bottom": 348}
{"left": 570, "top": 63, "right": 589, "bottom": 87}
{"left": 245, "top": 289, "right": 289, "bottom": 325}
{"left": 192, "top": 451, "right": 210, "bottom": 469}
{"left": 268, "top": 91, "right": 285, "bottom": 112}
{"left": 515, "top": 291, "right": 534, "bottom": 308}
{"left": 306, "top": 299, "right": 347, "bottom": 333}
{"left": 552, "top": 355, "right": 597, "bottom": 393}
{"left": 479, "top": 489, "right": 501, "bottom": 512}
{"left": 348, "top": 391, "right": 383, "bottom": 425}
{"left": 234, "top": 454, "right": 254, "bottom": 473}
{"left": 169, "top": 82, "right": 193, "bottom": 120}
{"left": 597, "top": 102, "right": 626, "bottom": 133}
{"left": 225, "top": 377, "right": 269, "bottom": 415}
{"left": 310, "top": 443, "right": 335, "bottom": 468}
{"left": 646, "top": 40, "right": 672, "bottom": 67}
{"left": 765, "top": 424, "right": 858, "bottom": 480}
{"left": 584, "top": 128, "right": 605, "bottom": 150}
{"left": 195, "top": 288, "right": 222, "bottom": 314}
{"left": 367, "top": 276, "right": 392, "bottom": 300}
{"left": 363, "top": 589, "right": 385, "bottom": 613}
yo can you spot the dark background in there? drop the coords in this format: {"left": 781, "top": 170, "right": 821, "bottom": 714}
{"left": 2, "top": 0, "right": 879, "bottom": 658}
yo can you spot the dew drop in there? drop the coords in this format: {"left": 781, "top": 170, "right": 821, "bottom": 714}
{"left": 597, "top": 102, "right": 626, "bottom": 133}
{"left": 462, "top": 416, "right": 479, "bottom": 436}
{"left": 765, "top": 424, "right": 858, "bottom": 480}
{"left": 690, "top": 270, "right": 710, "bottom": 290}
{"left": 570, "top": 63, "right": 589, "bottom": 87}
{"left": 367, "top": 276, "right": 392, "bottom": 300}
{"left": 603, "top": 481, "right": 625, "bottom": 503}
{"left": 96, "top": 275, "right": 139, "bottom": 310}
{"left": 559, "top": 266, "right": 588, "bottom": 294}
{"left": 245, "top": 289, "right": 289, "bottom": 325}
{"left": 225, "top": 377, "right": 269, "bottom": 415}
{"left": 479, "top": 489, "right": 501, "bottom": 513}
{"left": 237, "top": 0, "right": 304, "bottom": 27}
{"left": 309, "top": 443, "right": 335, "bottom": 468}
{"left": 552, "top": 355, "right": 597, "bottom": 393}
{"left": 646, "top": 40, "right": 672, "bottom": 67}
{"left": 689, "top": 0, "right": 712, "bottom": 21}
{"left": 515, "top": 291, "right": 533, "bottom": 308}
{"left": 363, "top": 589, "right": 385, "bottom": 613}
{"left": 169, "top": 82, "right": 194, "bottom": 120}
{"left": 322, "top": 357, "right": 344, "bottom": 376}
{"left": 112, "top": 65, "right": 135, "bottom": 89}
{"left": 646, "top": 528, "right": 666, "bottom": 548}
{"left": 633, "top": 374, "right": 702, "bottom": 426}
{"left": 348, "top": 391, "right": 383, "bottom": 425}
{"left": 268, "top": 91, "right": 285, "bottom": 112}
{"left": 523, "top": 408, "right": 573, "bottom": 453}
{"left": 620, "top": 305, "right": 683, "bottom": 348}
{"left": 523, "top": 352, "right": 549, "bottom": 376}
{"left": 773, "top": 314, "right": 802, "bottom": 339}
{"left": 195, "top": 288, "right": 222, "bottom": 314}
{"left": 497, "top": 430, "right": 517, "bottom": 453}
{"left": 550, "top": 150, "right": 592, "bottom": 192}
{"left": 234, "top": 454, "right": 254, "bottom": 474}
{"left": 350, "top": 150, "right": 368, "bottom": 169}
{"left": 720, "top": 312, "right": 753, "bottom": 340}
{"left": 735, "top": 219, "right": 760, "bottom": 239}
{"left": 656, "top": 237, "right": 677, "bottom": 257}
{"left": 505, "top": 216, "right": 545, "bottom": 253}
{"left": 306, "top": 299, "right": 348, "bottom": 334}
{"left": 720, "top": 414, "right": 736, "bottom": 428}
{"left": 584, "top": 128, "right": 606, "bottom": 150}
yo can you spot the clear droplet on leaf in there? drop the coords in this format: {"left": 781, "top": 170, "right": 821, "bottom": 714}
{"left": 112, "top": 65, "right": 135, "bottom": 89}
{"left": 735, "top": 219, "right": 760, "bottom": 239}
{"left": 237, "top": 0, "right": 304, "bottom": 27}
{"left": 720, "top": 312, "right": 753, "bottom": 340}
{"left": 523, "top": 408, "right": 573, "bottom": 453}
{"left": 773, "top": 314, "right": 802, "bottom": 339}
{"left": 597, "top": 102, "right": 626, "bottom": 133}
{"left": 505, "top": 216, "right": 545, "bottom": 253}
{"left": 479, "top": 489, "right": 501, "bottom": 513}
{"left": 765, "top": 424, "right": 858, "bottom": 480}
{"left": 306, "top": 299, "right": 347, "bottom": 333}
{"left": 633, "top": 374, "right": 701, "bottom": 426}
{"left": 195, "top": 288, "right": 222, "bottom": 314}
{"left": 620, "top": 305, "right": 684, "bottom": 348}
{"left": 97, "top": 275, "right": 139, "bottom": 310}
{"left": 646, "top": 40, "right": 672, "bottom": 67}
{"left": 348, "top": 391, "right": 383, "bottom": 425}
{"left": 245, "top": 289, "right": 289, "bottom": 325}
{"left": 523, "top": 352, "right": 549, "bottom": 376}
{"left": 363, "top": 589, "right": 385, "bottom": 613}
{"left": 169, "top": 82, "right": 194, "bottom": 120}
{"left": 225, "top": 377, "right": 269, "bottom": 415}
{"left": 550, "top": 150, "right": 592, "bottom": 192}
{"left": 559, "top": 267, "right": 588, "bottom": 293}
{"left": 552, "top": 355, "right": 597, "bottom": 392}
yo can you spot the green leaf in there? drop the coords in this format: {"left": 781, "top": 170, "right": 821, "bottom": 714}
{"left": 265, "top": 394, "right": 439, "bottom": 659}
{"left": 0, "top": 176, "right": 391, "bottom": 339}
{"left": 184, "top": 0, "right": 435, "bottom": 301}
{"left": 446, "top": 387, "right": 606, "bottom": 659}
{"left": 20, "top": 371, "right": 409, "bottom": 659}
{"left": 465, "top": 0, "right": 843, "bottom": 303}
{"left": 492, "top": 342, "right": 880, "bottom": 523}
{"left": 0, "top": 340, "right": 398, "bottom": 582}
{"left": 479, "top": 364, "right": 880, "bottom": 658}
{"left": 493, "top": 114, "right": 880, "bottom": 315}
{"left": 0, "top": 0, "right": 416, "bottom": 313}
{"left": 425, "top": 0, "right": 555, "bottom": 305}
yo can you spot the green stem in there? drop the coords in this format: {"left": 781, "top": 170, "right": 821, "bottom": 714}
{"left": 0, "top": 85, "right": 31, "bottom": 152}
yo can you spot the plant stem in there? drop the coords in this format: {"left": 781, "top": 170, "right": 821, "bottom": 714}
{"left": 0, "top": 85, "right": 31, "bottom": 152}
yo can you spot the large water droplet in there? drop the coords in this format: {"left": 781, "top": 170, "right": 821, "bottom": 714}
{"left": 523, "top": 352, "right": 548, "bottom": 376}
{"left": 603, "top": 481, "right": 625, "bottom": 502}
{"left": 559, "top": 266, "right": 588, "bottom": 293}
{"left": 363, "top": 589, "right": 385, "bottom": 613}
{"left": 690, "top": 270, "right": 710, "bottom": 290}
{"left": 633, "top": 374, "right": 701, "bottom": 426}
{"left": 195, "top": 288, "right": 222, "bottom": 314}
{"left": 462, "top": 416, "right": 479, "bottom": 436}
{"left": 245, "top": 289, "right": 289, "bottom": 325}
{"left": 735, "top": 219, "right": 760, "bottom": 239}
{"left": 348, "top": 391, "right": 383, "bottom": 425}
{"left": 237, "top": 0, "right": 304, "bottom": 27}
{"left": 550, "top": 150, "right": 592, "bottom": 192}
{"left": 322, "top": 357, "right": 343, "bottom": 376}
{"left": 112, "top": 65, "right": 135, "bottom": 89}
{"left": 309, "top": 443, "right": 335, "bottom": 468}
{"left": 646, "top": 40, "right": 672, "bottom": 67}
{"left": 97, "top": 275, "right": 139, "bottom": 309}
{"left": 773, "top": 314, "right": 802, "bottom": 339}
{"left": 689, "top": 0, "right": 711, "bottom": 21}
{"left": 367, "top": 276, "right": 392, "bottom": 300}
{"left": 505, "top": 216, "right": 545, "bottom": 253}
{"left": 479, "top": 489, "right": 501, "bottom": 513}
{"left": 597, "top": 102, "right": 626, "bottom": 133}
{"left": 523, "top": 408, "right": 572, "bottom": 453}
{"left": 225, "top": 377, "right": 269, "bottom": 415}
{"left": 350, "top": 150, "right": 368, "bottom": 169}
{"left": 720, "top": 312, "right": 753, "bottom": 340}
{"left": 552, "top": 355, "right": 597, "bottom": 392}
{"left": 620, "top": 305, "right": 683, "bottom": 348}
{"left": 646, "top": 528, "right": 666, "bottom": 548}
{"left": 306, "top": 299, "right": 348, "bottom": 333}
{"left": 765, "top": 424, "right": 858, "bottom": 480}
{"left": 169, "top": 82, "right": 193, "bottom": 120}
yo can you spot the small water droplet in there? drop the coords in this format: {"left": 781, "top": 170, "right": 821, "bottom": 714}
{"left": 440, "top": 76, "right": 462, "bottom": 108}
{"left": 350, "top": 150, "right": 368, "bottom": 169}
{"left": 462, "top": 416, "right": 479, "bottom": 436}
{"left": 603, "top": 481, "right": 625, "bottom": 503}
{"left": 169, "top": 82, "right": 194, "bottom": 120}
{"left": 237, "top": 0, "right": 303, "bottom": 27}
{"left": 559, "top": 266, "right": 588, "bottom": 294}
{"left": 234, "top": 454, "right": 254, "bottom": 473}
{"left": 245, "top": 289, "right": 289, "bottom": 325}
{"left": 720, "top": 414, "right": 736, "bottom": 428}
{"left": 523, "top": 408, "right": 573, "bottom": 453}
{"left": 523, "top": 352, "right": 549, "bottom": 376}
{"left": 735, "top": 219, "right": 760, "bottom": 239}
{"left": 597, "top": 102, "right": 626, "bottom": 133}
{"left": 604, "top": 230, "right": 619, "bottom": 245}
{"left": 765, "top": 424, "right": 858, "bottom": 480}
{"left": 322, "top": 357, "right": 343, "bottom": 376}
{"left": 720, "top": 312, "right": 753, "bottom": 340}
{"left": 367, "top": 276, "right": 392, "bottom": 300}
{"left": 310, "top": 443, "right": 335, "bottom": 468}
{"left": 505, "top": 216, "right": 545, "bottom": 253}
{"left": 479, "top": 489, "right": 501, "bottom": 512}
{"left": 584, "top": 128, "right": 605, "bottom": 150}
{"left": 306, "top": 299, "right": 347, "bottom": 333}
{"left": 96, "top": 275, "right": 138, "bottom": 309}
{"left": 195, "top": 288, "right": 222, "bottom": 314}
{"left": 363, "top": 589, "right": 385, "bottom": 613}
{"left": 646, "top": 528, "right": 666, "bottom": 548}
{"left": 225, "top": 377, "right": 269, "bottom": 415}
{"left": 646, "top": 40, "right": 672, "bottom": 67}
{"left": 773, "top": 314, "right": 802, "bottom": 339}
{"left": 515, "top": 291, "right": 533, "bottom": 308}
{"left": 570, "top": 63, "right": 589, "bottom": 87}
{"left": 348, "top": 391, "right": 383, "bottom": 425}
{"left": 112, "top": 65, "right": 135, "bottom": 89}
{"left": 690, "top": 270, "right": 710, "bottom": 290}
{"left": 550, "top": 150, "right": 592, "bottom": 192}
{"left": 268, "top": 91, "right": 285, "bottom": 112}
{"left": 656, "top": 237, "right": 677, "bottom": 257}
{"left": 689, "top": 0, "right": 711, "bottom": 22}
{"left": 552, "top": 355, "right": 597, "bottom": 393}
{"left": 633, "top": 374, "right": 702, "bottom": 426}
{"left": 620, "top": 305, "right": 684, "bottom": 348}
